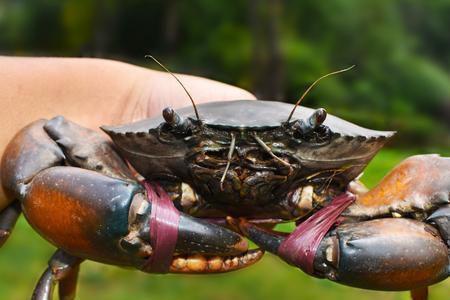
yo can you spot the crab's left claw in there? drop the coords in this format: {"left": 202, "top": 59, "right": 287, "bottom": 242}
{"left": 232, "top": 155, "right": 450, "bottom": 293}
{"left": 234, "top": 214, "right": 449, "bottom": 292}
{"left": 344, "top": 154, "right": 450, "bottom": 219}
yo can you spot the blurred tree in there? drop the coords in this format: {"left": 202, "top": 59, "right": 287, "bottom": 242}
{"left": 0, "top": 0, "right": 448, "bottom": 147}
{"left": 249, "top": 0, "right": 284, "bottom": 100}
{"left": 163, "top": 0, "right": 180, "bottom": 56}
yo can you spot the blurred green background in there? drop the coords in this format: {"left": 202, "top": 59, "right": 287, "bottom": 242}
{"left": 0, "top": 0, "right": 449, "bottom": 299}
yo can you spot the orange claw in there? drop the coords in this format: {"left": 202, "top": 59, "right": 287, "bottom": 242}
{"left": 345, "top": 154, "right": 450, "bottom": 218}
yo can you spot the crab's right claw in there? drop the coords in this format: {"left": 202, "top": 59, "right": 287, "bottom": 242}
{"left": 124, "top": 189, "right": 263, "bottom": 274}
{"left": 169, "top": 215, "right": 264, "bottom": 273}
{"left": 1, "top": 117, "right": 262, "bottom": 280}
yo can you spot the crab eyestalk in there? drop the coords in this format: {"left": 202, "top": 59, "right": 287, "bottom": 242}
{"left": 162, "top": 107, "right": 194, "bottom": 135}
{"left": 292, "top": 108, "right": 327, "bottom": 135}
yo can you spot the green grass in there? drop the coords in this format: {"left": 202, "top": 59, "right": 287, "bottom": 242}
{"left": 0, "top": 149, "right": 449, "bottom": 300}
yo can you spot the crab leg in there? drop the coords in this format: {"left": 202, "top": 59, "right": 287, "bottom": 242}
{"left": 0, "top": 201, "right": 21, "bottom": 247}
{"left": 411, "top": 287, "right": 429, "bottom": 300}
{"left": 58, "top": 264, "right": 80, "bottom": 300}
{"left": 1, "top": 119, "right": 67, "bottom": 246}
{"left": 32, "top": 250, "right": 83, "bottom": 300}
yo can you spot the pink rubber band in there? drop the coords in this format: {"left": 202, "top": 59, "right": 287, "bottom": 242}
{"left": 141, "top": 181, "right": 180, "bottom": 273}
{"left": 278, "top": 192, "right": 355, "bottom": 275}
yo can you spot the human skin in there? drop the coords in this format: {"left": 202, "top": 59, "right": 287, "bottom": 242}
{"left": 0, "top": 56, "right": 255, "bottom": 210}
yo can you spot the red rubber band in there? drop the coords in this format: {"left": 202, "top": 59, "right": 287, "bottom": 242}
{"left": 141, "top": 181, "right": 180, "bottom": 273}
{"left": 278, "top": 192, "right": 355, "bottom": 275}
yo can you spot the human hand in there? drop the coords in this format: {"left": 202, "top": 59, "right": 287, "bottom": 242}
{"left": 0, "top": 56, "right": 255, "bottom": 209}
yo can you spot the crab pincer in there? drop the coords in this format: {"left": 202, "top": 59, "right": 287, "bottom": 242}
{"left": 231, "top": 155, "right": 450, "bottom": 294}
{"left": 1, "top": 117, "right": 262, "bottom": 299}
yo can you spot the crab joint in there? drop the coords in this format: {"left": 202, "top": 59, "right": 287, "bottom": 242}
{"left": 289, "top": 185, "right": 314, "bottom": 217}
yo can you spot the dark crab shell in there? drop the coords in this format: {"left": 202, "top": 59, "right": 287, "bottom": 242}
{"left": 103, "top": 100, "right": 394, "bottom": 166}
{"left": 104, "top": 100, "right": 393, "bottom": 134}
{"left": 102, "top": 100, "right": 394, "bottom": 218}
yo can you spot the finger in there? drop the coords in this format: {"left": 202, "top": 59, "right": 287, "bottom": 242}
{"left": 123, "top": 70, "right": 256, "bottom": 122}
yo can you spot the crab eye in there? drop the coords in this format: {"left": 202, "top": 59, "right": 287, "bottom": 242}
{"left": 293, "top": 108, "right": 327, "bottom": 135}
{"left": 162, "top": 107, "right": 180, "bottom": 125}
{"left": 314, "top": 108, "right": 327, "bottom": 125}
{"left": 162, "top": 107, "right": 193, "bottom": 135}
{"left": 291, "top": 108, "right": 331, "bottom": 144}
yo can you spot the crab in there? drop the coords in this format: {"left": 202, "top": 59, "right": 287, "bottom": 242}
{"left": 0, "top": 79, "right": 449, "bottom": 300}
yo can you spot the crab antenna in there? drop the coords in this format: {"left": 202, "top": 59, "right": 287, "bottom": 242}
{"left": 286, "top": 65, "right": 355, "bottom": 123}
{"left": 145, "top": 55, "right": 200, "bottom": 121}
{"left": 253, "top": 133, "right": 292, "bottom": 170}
{"left": 220, "top": 133, "right": 236, "bottom": 191}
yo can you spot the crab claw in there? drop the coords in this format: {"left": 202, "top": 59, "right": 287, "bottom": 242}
{"left": 344, "top": 154, "right": 450, "bottom": 219}
{"left": 20, "top": 166, "right": 261, "bottom": 275}
{"left": 231, "top": 154, "right": 450, "bottom": 291}
{"left": 227, "top": 217, "right": 285, "bottom": 254}
{"left": 124, "top": 191, "right": 263, "bottom": 273}
{"left": 232, "top": 216, "right": 449, "bottom": 291}
{"left": 3, "top": 117, "right": 262, "bottom": 276}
